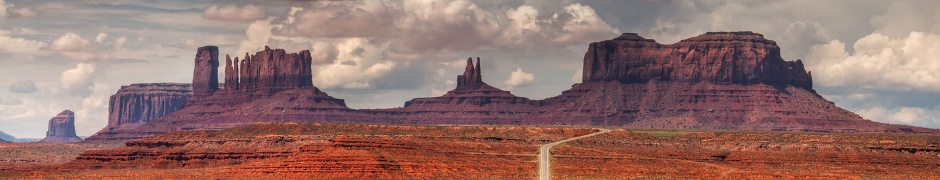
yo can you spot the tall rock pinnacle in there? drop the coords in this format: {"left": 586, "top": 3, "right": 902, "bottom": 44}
{"left": 39, "top": 110, "right": 83, "bottom": 143}
{"left": 193, "top": 46, "right": 219, "bottom": 98}
{"left": 456, "top": 57, "right": 484, "bottom": 90}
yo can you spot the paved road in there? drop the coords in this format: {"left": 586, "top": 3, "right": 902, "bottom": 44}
{"left": 538, "top": 128, "right": 611, "bottom": 180}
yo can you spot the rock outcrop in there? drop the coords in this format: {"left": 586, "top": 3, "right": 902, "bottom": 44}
{"left": 39, "top": 110, "right": 82, "bottom": 143}
{"left": 84, "top": 83, "right": 192, "bottom": 142}
{"left": 192, "top": 46, "right": 219, "bottom": 99}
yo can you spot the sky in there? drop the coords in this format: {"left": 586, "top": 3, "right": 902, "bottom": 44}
{"left": 1, "top": 0, "right": 940, "bottom": 138}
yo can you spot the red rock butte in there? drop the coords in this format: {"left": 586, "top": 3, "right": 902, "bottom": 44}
{"left": 85, "top": 32, "right": 939, "bottom": 141}
{"left": 39, "top": 110, "right": 83, "bottom": 143}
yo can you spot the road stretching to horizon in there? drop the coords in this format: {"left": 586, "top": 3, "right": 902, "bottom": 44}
{"left": 539, "top": 128, "right": 612, "bottom": 180}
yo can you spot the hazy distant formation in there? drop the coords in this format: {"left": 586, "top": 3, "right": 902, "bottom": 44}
{"left": 83, "top": 32, "right": 938, "bottom": 142}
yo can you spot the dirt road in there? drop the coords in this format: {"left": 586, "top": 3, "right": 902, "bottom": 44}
{"left": 538, "top": 128, "right": 611, "bottom": 180}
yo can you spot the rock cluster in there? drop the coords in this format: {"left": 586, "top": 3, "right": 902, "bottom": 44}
{"left": 39, "top": 110, "right": 82, "bottom": 143}
{"left": 85, "top": 46, "right": 348, "bottom": 141}
{"left": 223, "top": 46, "right": 313, "bottom": 97}
{"left": 85, "top": 32, "right": 940, "bottom": 141}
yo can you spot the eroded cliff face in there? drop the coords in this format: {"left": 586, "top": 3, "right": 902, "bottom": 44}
{"left": 583, "top": 32, "right": 813, "bottom": 90}
{"left": 39, "top": 110, "right": 82, "bottom": 143}
{"left": 84, "top": 83, "right": 192, "bottom": 142}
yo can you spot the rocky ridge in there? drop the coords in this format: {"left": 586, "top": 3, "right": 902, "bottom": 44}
{"left": 39, "top": 110, "right": 82, "bottom": 143}
{"left": 84, "top": 32, "right": 939, "bottom": 142}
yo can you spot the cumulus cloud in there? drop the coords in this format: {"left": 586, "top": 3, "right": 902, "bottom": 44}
{"left": 503, "top": 68, "right": 535, "bottom": 89}
{"left": 552, "top": 3, "right": 619, "bottom": 44}
{"left": 312, "top": 38, "right": 396, "bottom": 89}
{"left": 235, "top": 19, "right": 274, "bottom": 56}
{"left": 59, "top": 63, "right": 98, "bottom": 96}
{"left": 203, "top": 4, "right": 266, "bottom": 21}
{"left": 94, "top": 33, "right": 108, "bottom": 43}
{"left": 0, "top": 0, "right": 35, "bottom": 19}
{"left": 278, "top": 1, "right": 618, "bottom": 52}
{"left": 806, "top": 32, "right": 940, "bottom": 91}
{"left": 0, "top": 34, "right": 45, "bottom": 55}
{"left": 857, "top": 106, "right": 940, "bottom": 128}
{"left": 8, "top": 80, "right": 37, "bottom": 93}
{"left": 48, "top": 33, "right": 112, "bottom": 62}
{"left": 114, "top": 36, "right": 127, "bottom": 50}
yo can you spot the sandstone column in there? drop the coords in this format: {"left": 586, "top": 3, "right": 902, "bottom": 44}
{"left": 193, "top": 46, "right": 219, "bottom": 98}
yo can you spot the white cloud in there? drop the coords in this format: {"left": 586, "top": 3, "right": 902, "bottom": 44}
{"left": 235, "top": 19, "right": 274, "bottom": 56}
{"left": 806, "top": 32, "right": 940, "bottom": 91}
{"left": 203, "top": 4, "right": 265, "bottom": 21}
{"left": 94, "top": 32, "right": 108, "bottom": 43}
{"left": 503, "top": 67, "right": 535, "bottom": 89}
{"left": 0, "top": 0, "right": 35, "bottom": 19}
{"left": 114, "top": 36, "right": 127, "bottom": 50}
{"left": 59, "top": 63, "right": 97, "bottom": 96}
{"left": 0, "top": 34, "right": 45, "bottom": 55}
{"left": 312, "top": 38, "right": 396, "bottom": 89}
{"left": 278, "top": 1, "right": 618, "bottom": 52}
{"left": 552, "top": 3, "right": 619, "bottom": 44}
{"left": 48, "top": 33, "right": 112, "bottom": 62}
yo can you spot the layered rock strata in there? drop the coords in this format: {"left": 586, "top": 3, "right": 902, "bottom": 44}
{"left": 39, "top": 110, "right": 82, "bottom": 143}
{"left": 84, "top": 83, "right": 192, "bottom": 142}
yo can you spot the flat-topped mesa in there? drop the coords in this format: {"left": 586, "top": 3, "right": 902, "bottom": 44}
{"left": 225, "top": 46, "right": 314, "bottom": 97}
{"left": 583, "top": 31, "right": 813, "bottom": 90}
{"left": 110, "top": 83, "right": 192, "bottom": 128}
{"left": 192, "top": 46, "right": 219, "bottom": 99}
{"left": 39, "top": 110, "right": 82, "bottom": 143}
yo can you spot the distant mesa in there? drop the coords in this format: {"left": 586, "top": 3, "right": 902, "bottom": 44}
{"left": 0, "top": 130, "right": 14, "bottom": 142}
{"left": 84, "top": 31, "right": 939, "bottom": 142}
{"left": 39, "top": 110, "right": 83, "bottom": 143}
